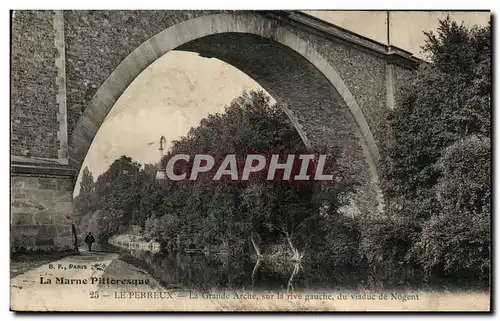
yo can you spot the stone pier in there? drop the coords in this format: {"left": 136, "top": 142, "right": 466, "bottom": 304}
{"left": 11, "top": 160, "right": 76, "bottom": 252}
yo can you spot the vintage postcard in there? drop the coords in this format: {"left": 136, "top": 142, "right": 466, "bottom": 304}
{"left": 10, "top": 10, "right": 491, "bottom": 312}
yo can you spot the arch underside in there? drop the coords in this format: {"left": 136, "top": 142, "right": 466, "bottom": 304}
{"left": 69, "top": 13, "right": 383, "bottom": 214}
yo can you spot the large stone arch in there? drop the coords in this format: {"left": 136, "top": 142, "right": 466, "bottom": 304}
{"left": 69, "top": 13, "right": 383, "bottom": 213}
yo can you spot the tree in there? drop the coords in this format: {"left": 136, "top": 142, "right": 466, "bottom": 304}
{"left": 77, "top": 90, "right": 357, "bottom": 267}
{"left": 79, "top": 166, "right": 94, "bottom": 195}
{"left": 157, "top": 90, "right": 352, "bottom": 259}
{"left": 378, "top": 17, "right": 491, "bottom": 277}
{"left": 74, "top": 167, "right": 97, "bottom": 225}
{"left": 384, "top": 17, "right": 490, "bottom": 207}
{"left": 90, "top": 156, "right": 142, "bottom": 239}
{"left": 416, "top": 135, "right": 490, "bottom": 275}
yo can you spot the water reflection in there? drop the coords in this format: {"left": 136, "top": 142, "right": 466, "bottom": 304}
{"left": 105, "top": 243, "right": 364, "bottom": 292}
{"left": 103, "top": 243, "right": 488, "bottom": 292}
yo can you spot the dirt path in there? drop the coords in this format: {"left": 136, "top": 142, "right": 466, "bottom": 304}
{"left": 11, "top": 251, "right": 119, "bottom": 311}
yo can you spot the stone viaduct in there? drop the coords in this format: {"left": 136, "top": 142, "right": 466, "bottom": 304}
{"left": 10, "top": 10, "right": 419, "bottom": 252}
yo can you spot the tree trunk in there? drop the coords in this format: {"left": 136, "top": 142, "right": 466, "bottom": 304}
{"left": 287, "top": 262, "right": 301, "bottom": 293}
{"left": 284, "top": 232, "right": 303, "bottom": 262}
{"left": 251, "top": 259, "right": 261, "bottom": 288}
{"left": 72, "top": 224, "right": 78, "bottom": 251}
{"left": 251, "top": 233, "right": 261, "bottom": 257}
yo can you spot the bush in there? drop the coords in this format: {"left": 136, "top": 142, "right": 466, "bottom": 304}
{"left": 379, "top": 17, "right": 490, "bottom": 282}
{"left": 359, "top": 217, "right": 420, "bottom": 267}
{"left": 416, "top": 213, "right": 489, "bottom": 275}
{"left": 436, "top": 135, "right": 491, "bottom": 217}
{"left": 415, "top": 136, "right": 490, "bottom": 275}
{"left": 319, "top": 214, "right": 362, "bottom": 267}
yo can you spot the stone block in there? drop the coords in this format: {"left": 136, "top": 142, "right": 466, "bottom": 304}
{"left": 57, "top": 178, "right": 74, "bottom": 192}
{"left": 23, "top": 177, "right": 41, "bottom": 189}
{"left": 10, "top": 188, "right": 22, "bottom": 195}
{"left": 10, "top": 174, "right": 74, "bottom": 253}
{"left": 37, "top": 225, "right": 57, "bottom": 238}
{"left": 11, "top": 212, "right": 34, "bottom": 225}
{"left": 26, "top": 189, "right": 55, "bottom": 203}
{"left": 53, "top": 212, "right": 72, "bottom": 224}
{"left": 38, "top": 178, "right": 58, "bottom": 190}
{"left": 12, "top": 193, "right": 25, "bottom": 200}
{"left": 33, "top": 212, "right": 53, "bottom": 225}
{"left": 11, "top": 234, "right": 37, "bottom": 250}
{"left": 10, "top": 177, "right": 24, "bottom": 188}
{"left": 12, "top": 225, "right": 40, "bottom": 236}
{"left": 54, "top": 201, "right": 73, "bottom": 214}
{"left": 35, "top": 237, "right": 55, "bottom": 246}
{"left": 11, "top": 199, "right": 48, "bottom": 214}
{"left": 56, "top": 225, "right": 72, "bottom": 237}
{"left": 53, "top": 190, "right": 72, "bottom": 202}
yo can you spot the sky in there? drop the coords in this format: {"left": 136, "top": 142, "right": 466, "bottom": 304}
{"left": 73, "top": 11, "right": 490, "bottom": 196}
{"left": 305, "top": 11, "right": 490, "bottom": 59}
{"left": 74, "top": 51, "right": 264, "bottom": 195}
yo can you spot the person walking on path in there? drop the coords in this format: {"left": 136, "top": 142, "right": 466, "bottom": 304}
{"left": 84, "top": 232, "right": 96, "bottom": 252}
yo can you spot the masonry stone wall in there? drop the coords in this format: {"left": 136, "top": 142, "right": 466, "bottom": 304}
{"left": 283, "top": 24, "right": 391, "bottom": 160}
{"left": 178, "top": 32, "right": 379, "bottom": 215}
{"left": 63, "top": 11, "right": 413, "bottom": 165}
{"left": 64, "top": 10, "right": 221, "bottom": 137}
{"left": 11, "top": 175, "right": 74, "bottom": 252}
{"left": 11, "top": 11, "right": 60, "bottom": 159}
{"left": 12, "top": 10, "right": 416, "bottom": 166}
{"left": 65, "top": 12, "right": 418, "bottom": 215}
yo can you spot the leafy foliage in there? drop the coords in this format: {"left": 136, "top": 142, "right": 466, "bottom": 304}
{"left": 75, "top": 90, "right": 354, "bottom": 262}
{"left": 377, "top": 17, "right": 491, "bottom": 278}
{"left": 415, "top": 136, "right": 490, "bottom": 274}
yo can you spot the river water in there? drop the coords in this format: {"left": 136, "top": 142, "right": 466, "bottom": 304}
{"left": 97, "top": 242, "right": 488, "bottom": 293}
